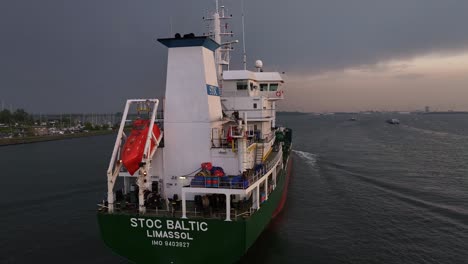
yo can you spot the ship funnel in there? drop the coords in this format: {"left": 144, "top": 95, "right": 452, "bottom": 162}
{"left": 157, "top": 35, "right": 223, "bottom": 199}
{"left": 158, "top": 36, "right": 222, "bottom": 122}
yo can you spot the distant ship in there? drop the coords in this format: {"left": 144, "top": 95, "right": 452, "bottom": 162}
{"left": 386, "top": 118, "right": 400, "bottom": 124}
{"left": 97, "top": 2, "right": 293, "bottom": 263}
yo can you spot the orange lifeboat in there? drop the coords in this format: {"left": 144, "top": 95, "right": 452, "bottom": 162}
{"left": 121, "top": 119, "right": 161, "bottom": 175}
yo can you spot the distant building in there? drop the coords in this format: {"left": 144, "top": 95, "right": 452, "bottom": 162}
{"left": 32, "top": 126, "right": 49, "bottom": 136}
{"left": 425, "top": 106, "right": 430, "bottom": 113}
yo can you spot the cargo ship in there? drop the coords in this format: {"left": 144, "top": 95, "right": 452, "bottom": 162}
{"left": 97, "top": 2, "right": 293, "bottom": 263}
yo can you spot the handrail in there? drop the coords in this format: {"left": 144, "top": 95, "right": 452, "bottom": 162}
{"left": 106, "top": 204, "right": 252, "bottom": 221}
{"left": 210, "top": 129, "right": 272, "bottom": 149}
{"left": 186, "top": 147, "right": 282, "bottom": 190}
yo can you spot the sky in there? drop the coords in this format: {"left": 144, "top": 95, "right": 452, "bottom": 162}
{"left": 1, "top": 0, "right": 468, "bottom": 113}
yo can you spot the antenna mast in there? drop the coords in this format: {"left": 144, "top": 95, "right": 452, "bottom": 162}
{"left": 241, "top": 0, "right": 247, "bottom": 70}
{"left": 204, "top": 0, "right": 238, "bottom": 84}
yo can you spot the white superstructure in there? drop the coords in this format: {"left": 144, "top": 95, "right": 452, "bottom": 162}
{"left": 105, "top": 1, "right": 287, "bottom": 220}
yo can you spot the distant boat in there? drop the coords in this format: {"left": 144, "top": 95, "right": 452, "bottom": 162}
{"left": 386, "top": 118, "right": 400, "bottom": 125}
{"left": 348, "top": 117, "right": 357, "bottom": 121}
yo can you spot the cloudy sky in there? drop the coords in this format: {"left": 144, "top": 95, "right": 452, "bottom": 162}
{"left": 1, "top": 0, "right": 468, "bottom": 113}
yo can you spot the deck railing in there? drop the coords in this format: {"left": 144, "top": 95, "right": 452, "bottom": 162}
{"left": 187, "top": 147, "right": 282, "bottom": 190}
{"left": 100, "top": 201, "right": 254, "bottom": 221}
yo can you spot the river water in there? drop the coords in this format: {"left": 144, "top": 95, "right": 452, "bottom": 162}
{"left": 1, "top": 113, "right": 467, "bottom": 263}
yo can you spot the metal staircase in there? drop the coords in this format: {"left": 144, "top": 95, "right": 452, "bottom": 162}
{"left": 255, "top": 144, "right": 264, "bottom": 164}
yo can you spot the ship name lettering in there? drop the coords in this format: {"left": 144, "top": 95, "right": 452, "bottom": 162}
{"left": 146, "top": 230, "right": 193, "bottom": 240}
{"left": 130, "top": 218, "right": 208, "bottom": 232}
{"left": 130, "top": 218, "right": 162, "bottom": 229}
{"left": 166, "top": 220, "right": 208, "bottom": 232}
{"left": 199, "top": 222, "right": 208, "bottom": 232}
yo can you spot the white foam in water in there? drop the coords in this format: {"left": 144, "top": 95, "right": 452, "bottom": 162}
{"left": 293, "top": 150, "right": 317, "bottom": 167}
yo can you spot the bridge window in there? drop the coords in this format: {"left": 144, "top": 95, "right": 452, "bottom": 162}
{"left": 269, "top": 83, "right": 279, "bottom": 91}
{"left": 253, "top": 103, "right": 257, "bottom": 109}
{"left": 260, "top": 83, "right": 268, "bottom": 91}
{"left": 237, "top": 81, "right": 248, "bottom": 90}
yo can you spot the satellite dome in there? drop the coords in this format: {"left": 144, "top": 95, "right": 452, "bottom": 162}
{"left": 255, "top": 60, "right": 263, "bottom": 69}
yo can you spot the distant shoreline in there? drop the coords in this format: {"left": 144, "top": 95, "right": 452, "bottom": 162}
{"left": 0, "top": 130, "right": 115, "bottom": 146}
{"left": 421, "top": 111, "right": 468, "bottom": 115}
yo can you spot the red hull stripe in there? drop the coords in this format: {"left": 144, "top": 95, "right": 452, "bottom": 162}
{"left": 272, "top": 156, "right": 293, "bottom": 218}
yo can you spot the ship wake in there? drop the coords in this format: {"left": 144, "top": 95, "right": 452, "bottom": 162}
{"left": 293, "top": 150, "right": 317, "bottom": 167}
{"left": 326, "top": 163, "right": 468, "bottom": 230}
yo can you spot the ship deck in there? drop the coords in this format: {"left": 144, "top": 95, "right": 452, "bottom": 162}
{"left": 98, "top": 198, "right": 254, "bottom": 221}
{"left": 99, "top": 148, "right": 285, "bottom": 221}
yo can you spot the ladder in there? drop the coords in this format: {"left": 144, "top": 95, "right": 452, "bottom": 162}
{"left": 255, "top": 144, "right": 264, "bottom": 164}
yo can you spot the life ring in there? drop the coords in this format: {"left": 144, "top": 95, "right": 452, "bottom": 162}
{"left": 276, "top": 91, "right": 282, "bottom": 97}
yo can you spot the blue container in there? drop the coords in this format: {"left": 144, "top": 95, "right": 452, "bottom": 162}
{"left": 230, "top": 176, "right": 243, "bottom": 188}
{"left": 191, "top": 176, "right": 205, "bottom": 187}
{"left": 194, "top": 176, "right": 204, "bottom": 181}
{"left": 211, "top": 177, "right": 219, "bottom": 188}
{"left": 232, "top": 176, "right": 240, "bottom": 182}
{"left": 243, "top": 180, "right": 249, "bottom": 188}
{"left": 204, "top": 177, "right": 212, "bottom": 188}
{"left": 220, "top": 177, "right": 230, "bottom": 187}
{"left": 254, "top": 164, "right": 264, "bottom": 174}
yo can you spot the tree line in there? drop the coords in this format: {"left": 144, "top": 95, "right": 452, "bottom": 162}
{"left": 0, "top": 109, "right": 33, "bottom": 125}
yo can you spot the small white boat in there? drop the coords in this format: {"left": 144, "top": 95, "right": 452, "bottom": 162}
{"left": 386, "top": 118, "right": 400, "bottom": 124}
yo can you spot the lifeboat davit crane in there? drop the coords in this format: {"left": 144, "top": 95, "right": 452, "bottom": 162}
{"left": 106, "top": 99, "right": 163, "bottom": 213}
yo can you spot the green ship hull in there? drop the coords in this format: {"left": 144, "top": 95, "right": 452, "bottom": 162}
{"left": 98, "top": 153, "right": 292, "bottom": 264}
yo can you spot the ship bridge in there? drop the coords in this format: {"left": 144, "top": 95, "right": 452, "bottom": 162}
{"left": 221, "top": 70, "right": 285, "bottom": 100}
